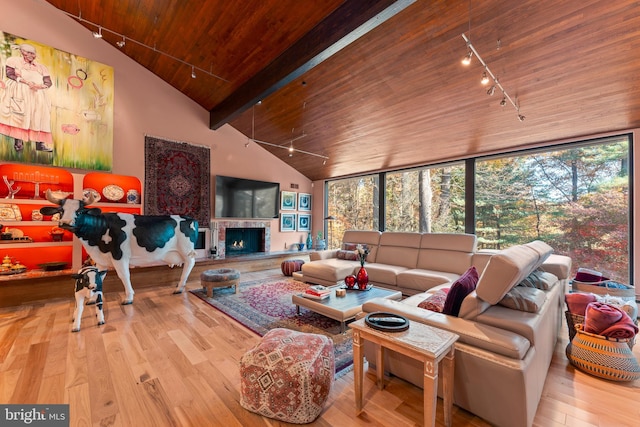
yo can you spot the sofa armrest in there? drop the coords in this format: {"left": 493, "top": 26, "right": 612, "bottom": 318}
{"left": 361, "top": 298, "right": 530, "bottom": 360}
{"left": 310, "top": 249, "right": 339, "bottom": 261}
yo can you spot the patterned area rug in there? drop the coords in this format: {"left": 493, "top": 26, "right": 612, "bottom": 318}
{"left": 189, "top": 277, "right": 354, "bottom": 377}
{"left": 144, "top": 136, "right": 210, "bottom": 226}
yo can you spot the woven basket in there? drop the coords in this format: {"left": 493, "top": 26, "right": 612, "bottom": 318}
{"left": 565, "top": 310, "right": 637, "bottom": 349}
{"left": 566, "top": 324, "right": 640, "bottom": 382}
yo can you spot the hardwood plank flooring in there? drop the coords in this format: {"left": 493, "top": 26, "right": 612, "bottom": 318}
{"left": 0, "top": 268, "right": 638, "bottom": 426}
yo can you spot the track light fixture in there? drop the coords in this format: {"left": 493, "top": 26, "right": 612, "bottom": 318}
{"left": 191, "top": 66, "right": 196, "bottom": 79}
{"left": 461, "top": 33, "right": 524, "bottom": 121}
{"left": 461, "top": 50, "right": 473, "bottom": 65}
{"left": 57, "top": 9, "right": 228, "bottom": 82}
{"left": 248, "top": 103, "right": 329, "bottom": 162}
{"left": 480, "top": 71, "right": 489, "bottom": 85}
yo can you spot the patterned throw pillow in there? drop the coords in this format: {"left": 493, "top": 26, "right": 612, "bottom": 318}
{"left": 336, "top": 250, "right": 358, "bottom": 261}
{"left": 499, "top": 286, "right": 546, "bottom": 313}
{"left": 417, "top": 289, "right": 450, "bottom": 313}
{"left": 342, "top": 242, "right": 359, "bottom": 251}
{"left": 443, "top": 266, "right": 479, "bottom": 317}
{"left": 518, "top": 270, "right": 557, "bottom": 290}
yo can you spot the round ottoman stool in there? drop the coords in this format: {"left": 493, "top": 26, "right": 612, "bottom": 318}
{"left": 200, "top": 268, "right": 240, "bottom": 297}
{"left": 281, "top": 259, "right": 305, "bottom": 276}
{"left": 240, "top": 328, "right": 334, "bottom": 423}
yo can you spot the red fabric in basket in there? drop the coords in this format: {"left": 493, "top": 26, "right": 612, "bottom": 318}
{"left": 584, "top": 302, "right": 638, "bottom": 339}
{"left": 565, "top": 293, "right": 597, "bottom": 316}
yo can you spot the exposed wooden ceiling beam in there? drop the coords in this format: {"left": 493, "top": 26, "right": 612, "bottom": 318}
{"left": 209, "top": 0, "right": 416, "bottom": 130}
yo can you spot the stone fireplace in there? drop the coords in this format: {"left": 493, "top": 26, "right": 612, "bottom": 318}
{"left": 212, "top": 220, "right": 271, "bottom": 258}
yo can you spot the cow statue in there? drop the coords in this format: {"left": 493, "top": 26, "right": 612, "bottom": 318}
{"left": 41, "top": 189, "right": 199, "bottom": 305}
{"left": 71, "top": 265, "right": 107, "bottom": 332}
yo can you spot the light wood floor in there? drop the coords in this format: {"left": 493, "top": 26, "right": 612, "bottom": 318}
{"left": 1, "top": 269, "right": 639, "bottom": 426}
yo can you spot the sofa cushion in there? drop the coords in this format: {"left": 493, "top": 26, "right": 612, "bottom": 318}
{"left": 396, "top": 269, "right": 458, "bottom": 293}
{"left": 417, "top": 288, "right": 449, "bottom": 312}
{"left": 443, "top": 266, "right": 479, "bottom": 316}
{"left": 375, "top": 232, "right": 421, "bottom": 269}
{"left": 475, "top": 245, "right": 541, "bottom": 305}
{"left": 341, "top": 230, "right": 381, "bottom": 262}
{"left": 498, "top": 287, "right": 546, "bottom": 313}
{"left": 524, "top": 240, "right": 554, "bottom": 269}
{"left": 417, "top": 233, "right": 477, "bottom": 275}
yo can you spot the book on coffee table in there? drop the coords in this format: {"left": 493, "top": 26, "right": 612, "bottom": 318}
{"left": 302, "top": 292, "right": 330, "bottom": 300}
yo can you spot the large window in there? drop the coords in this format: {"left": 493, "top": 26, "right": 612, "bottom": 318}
{"left": 385, "top": 164, "right": 465, "bottom": 232}
{"left": 476, "top": 136, "right": 630, "bottom": 282}
{"left": 326, "top": 134, "right": 631, "bottom": 283}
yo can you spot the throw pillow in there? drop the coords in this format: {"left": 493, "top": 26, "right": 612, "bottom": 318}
{"left": 417, "top": 289, "right": 449, "bottom": 313}
{"left": 336, "top": 250, "right": 358, "bottom": 261}
{"left": 443, "top": 266, "right": 479, "bottom": 317}
{"left": 518, "top": 270, "right": 557, "bottom": 290}
{"left": 499, "top": 287, "right": 546, "bottom": 313}
{"left": 341, "top": 242, "right": 359, "bottom": 251}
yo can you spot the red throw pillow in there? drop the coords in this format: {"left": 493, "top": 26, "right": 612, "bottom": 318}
{"left": 417, "top": 288, "right": 449, "bottom": 313}
{"left": 443, "top": 266, "right": 479, "bottom": 317}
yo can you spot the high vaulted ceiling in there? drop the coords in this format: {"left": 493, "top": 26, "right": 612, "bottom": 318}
{"left": 46, "top": 1, "right": 640, "bottom": 182}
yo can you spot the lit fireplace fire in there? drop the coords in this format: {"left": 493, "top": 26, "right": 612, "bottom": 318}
{"left": 230, "top": 240, "right": 244, "bottom": 250}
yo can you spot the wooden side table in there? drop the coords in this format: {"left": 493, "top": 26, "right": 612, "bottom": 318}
{"left": 350, "top": 317, "right": 459, "bottom": 427}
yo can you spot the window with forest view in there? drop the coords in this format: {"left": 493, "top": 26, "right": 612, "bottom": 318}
{"left": 325, "top": 134, "right": 631, "bottom": 283}
{"left": 385, "top": 165, "right": 465, "bottom": 233}
{"left": 476, "top": 136, "right": 630, "bottom": 283}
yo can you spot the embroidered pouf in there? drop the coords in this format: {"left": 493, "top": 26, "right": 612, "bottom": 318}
{"left": 239, "top": 328, "right": 334, "bottom": 423}
{"left": 200, "top": 268, "right": 240, "bottom": 297}
{"left": 281, "top": 259, "right": 305, "bottom": 277}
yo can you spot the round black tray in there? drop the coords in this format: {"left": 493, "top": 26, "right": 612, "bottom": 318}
{"left": 364, "top": 312, "right": 410, "bottom": 332}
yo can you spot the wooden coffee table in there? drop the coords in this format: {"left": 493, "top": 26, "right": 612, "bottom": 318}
{"left": 292, "top": 285, "right": 402, "bottom": 332}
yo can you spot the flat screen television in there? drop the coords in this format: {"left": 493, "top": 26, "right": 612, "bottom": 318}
{"left": 215, "top": 175, "right": 280, "bottom": 219}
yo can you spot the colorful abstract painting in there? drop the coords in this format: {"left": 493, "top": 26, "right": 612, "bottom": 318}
{"left": 0, "top": 30, "right": 114, "bottom": 170}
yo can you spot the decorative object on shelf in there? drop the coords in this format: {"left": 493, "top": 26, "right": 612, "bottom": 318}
{"left": 0, "top": 254, "right": 26, "bottom": 275}
{"left": 0, "top": 204, "right": 22, "bottom": 221}
{"left": 2, "top": 176, "right": 20, "bottom": 199}
{"left": 38, "top": 261, "right": 68, "bottom": 271}
{"left": 306, "top": 233, "right": 313, "bottom": 251}
{"left": 356, "top": 266, "right": 369, "bottom": 290}
{"left": 126, "top": 189, "right": 140, "bottom": 204}
{"left": 364, "top": 312, "right": 410, "bottom": 332}
{"left": 315, "top": 231, "right": 326, "bottom": 250}
{"left": 49, "top": 226, "right": 66, "bottom": 242}
{"left": 47, "top": 190, "right": 72, "bottom": 200}
{"left": 344, "top": 275, "right": 357, "bottom": 289}
{"left": 82, "top": 188, "right": 101, "bottom": 203}
{"left": 103, "top": 184, "right": 124, "bottom": 201}
{"left": 297, "top": 243, "right": 305, "bottom": 251}
{"left": 280, "top": 191, "right": 296, "bottom": 210}
{"left": 31, "top": 210, "right": 44, "bottom": 221}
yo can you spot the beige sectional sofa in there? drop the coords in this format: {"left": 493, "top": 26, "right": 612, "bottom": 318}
{"left": 298, "top": 230, "right": 572, "bottom": 427}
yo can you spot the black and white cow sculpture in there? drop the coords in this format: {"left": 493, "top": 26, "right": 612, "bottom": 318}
{"left": 41, "top": 189, "right": 199, "bottom": 305}
{"left": 71, "top": 265, "right": 107, "bottom": 332}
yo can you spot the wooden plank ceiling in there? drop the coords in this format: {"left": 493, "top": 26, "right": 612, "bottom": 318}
{"left": 46, "top": 0, "right": 640, "bottom": 181}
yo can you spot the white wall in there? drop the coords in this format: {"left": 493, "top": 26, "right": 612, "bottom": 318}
{"left": 3, "top": 0, "right": 316, "bottom": 253}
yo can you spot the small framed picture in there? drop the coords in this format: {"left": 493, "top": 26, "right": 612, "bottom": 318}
{"left": 280, "top": 213, "right": 296, "bottom": 232}
{"left": 298, "top": 193, "right": 311, "bottom": 211}
{"left": 281, "top": 191, "right": 296, "bottom": 210}
{"left": 297, "top": 214, "right": 311, "bottom": 232}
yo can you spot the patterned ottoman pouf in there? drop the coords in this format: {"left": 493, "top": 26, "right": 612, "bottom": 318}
{"left": 281, "top": 259, "right": 305, "bottom": 276}
{"left": 240, "top": 328, "right": 335, "bottom": 423}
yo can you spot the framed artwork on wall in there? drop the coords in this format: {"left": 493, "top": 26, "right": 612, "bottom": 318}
{"left": 280, "top": 213, "right": 296, "bottom": 232}
{"left": 281, "top": 191, "right": 296, "bottom": 210}
{"left": 297, "top": 214, "right": 311, "bottom": 232}
{"left": 298, "top": 193, "right": 311, "bottom": 211}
